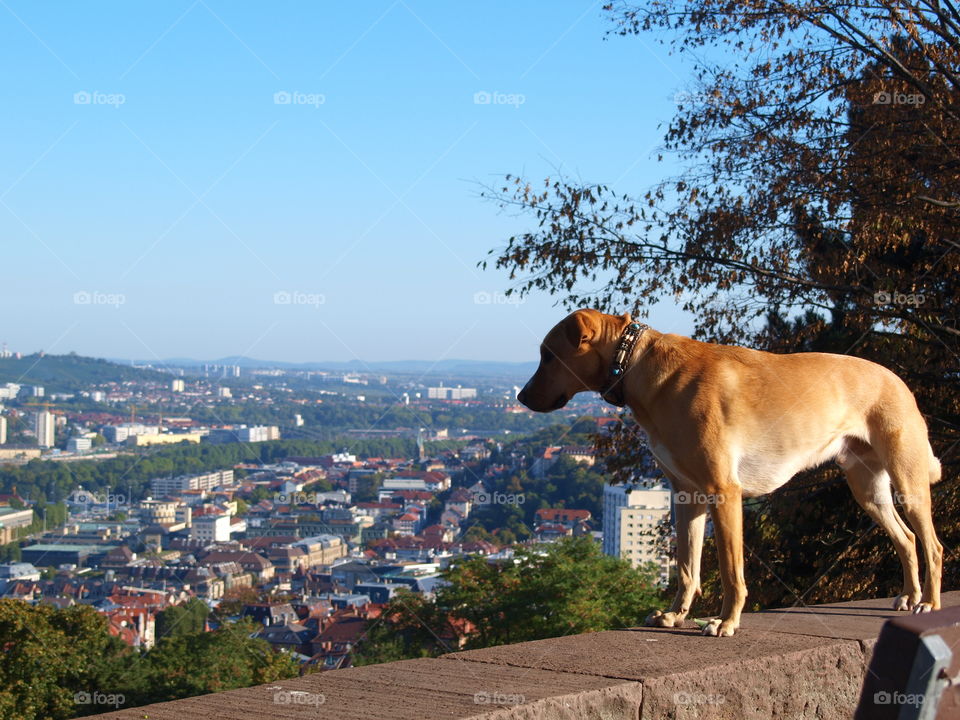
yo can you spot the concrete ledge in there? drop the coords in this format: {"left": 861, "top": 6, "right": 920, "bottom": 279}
{"left": 87, "top": 591, "right": 960, "bottom": 720}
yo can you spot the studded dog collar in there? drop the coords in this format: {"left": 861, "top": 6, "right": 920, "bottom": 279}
{"left": 600, "top": 321, "right": 648, "bottom": 407}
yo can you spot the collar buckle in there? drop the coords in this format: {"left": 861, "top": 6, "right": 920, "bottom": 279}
{"left": 600, "top": 321, "right": 647, "bottom": 407}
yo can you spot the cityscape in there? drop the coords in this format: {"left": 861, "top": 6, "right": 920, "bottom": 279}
{"left": 2, "top": 0, "right": 955, "bottom": 717}
{"left": 0, "top": 347, "right": 673, "bottom": 707}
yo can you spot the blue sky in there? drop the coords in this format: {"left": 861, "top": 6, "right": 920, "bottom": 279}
{"left": 1, "top": 1, "right": 696, "bottom": 363}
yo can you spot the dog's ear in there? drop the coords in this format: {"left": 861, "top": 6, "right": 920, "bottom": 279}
{"left": 564, "top": 310, "right": 601, "bottom": 350}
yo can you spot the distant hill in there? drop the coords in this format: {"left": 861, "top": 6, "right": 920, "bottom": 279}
{"left": 0, "top": 353, "right": 171, "bottom": 392}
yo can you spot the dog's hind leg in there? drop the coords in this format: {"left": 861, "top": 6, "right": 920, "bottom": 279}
{"left": 840, "top": 440, "right": 922, "bottom": 610}
{"left": 646, "top": 491, "right": 706, "bottom": 628}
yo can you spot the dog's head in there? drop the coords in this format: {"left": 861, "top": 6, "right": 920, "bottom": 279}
{"left": 517, "top": 309, "right": 629, "bottom": 412}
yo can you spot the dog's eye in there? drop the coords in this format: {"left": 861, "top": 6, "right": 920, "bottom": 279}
{"left": 541, "top": 348, "right": 554, "bottom": 365}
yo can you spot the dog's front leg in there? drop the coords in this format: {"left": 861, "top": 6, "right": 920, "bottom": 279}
{"left": 701, "top": 484, "right": 746, "bottom": 637}
{"left": 646, "top": 496, "right": 706, "bottom": 628}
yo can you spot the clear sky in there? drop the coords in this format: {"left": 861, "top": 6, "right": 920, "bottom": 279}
{"left": 1, "top": 0, "right": 695, "bottom": 364}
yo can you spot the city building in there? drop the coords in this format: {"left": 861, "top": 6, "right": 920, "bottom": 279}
{"left": 0, "top": 506, "right": 34, "bottom": 544}
{"left": 0, "top": 562, "right": 40, "bottom": 592}
{"left": 205, "top": 425, "right": 280, "bottom": 444}
{"left": 66, "top": 436, "right": 93, "bottom": 453}
{"left": 171, "top": 379, "right": 185, "bottom": 392}
{"left": 128, "top": 432, "right": 204, "bottom": 447}
{"left": 0, "top": 415, "right": 6, "bottom": 445}
{"left": 427, "top": 384, "right": 477, "bottom": 400}
{"left": 150, "top": 470, "right": 235, "bottom": 497}
{"left": 102, "top": 423, "right": 159, "bottom": 444}
{"left": 35, "top": 411, "right": 55, "bottom": 448}
{"left": 138, "top": 499, "right": 191, "bottom": 528}
{"left": 21, "top": 543, "right": 115, "bottom": 568}
{"left": 190, "top": 514, "right": 231, "bottom": 543}
{"left": 603, "top": 482, "right": 672, "bottom": 583}
{"left": 0, "top": 447, "right": 41, "bottom": 461}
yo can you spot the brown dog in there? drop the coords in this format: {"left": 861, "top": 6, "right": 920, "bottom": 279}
{"left": 518, "top": 309, "right": 943, "bottom": 636}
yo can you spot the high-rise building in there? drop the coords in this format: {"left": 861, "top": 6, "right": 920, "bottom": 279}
{"left": 217, "top": 387, "right": 232, "bottom": 398}
{"left": 0, "top": 415, "right": 6, "bottom": 445}
{"left": 171, "top": 379, "right": 185, "bottom": 393}
{"left": 603, "top": 482, "right": 672, "bottom": 583}
{"left": 35, "top": 411, "right": 55, "bottom": 449}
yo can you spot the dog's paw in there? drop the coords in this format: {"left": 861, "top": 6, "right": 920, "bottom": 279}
{"left": 645, "top": 609, "right": 686, "bottom": 628}
{"left": 912, "top": 602, "right": 935, "bottom": 614}
{"left": 700, "top": 618, "right": 737, "bottom": 637}
{"left": 893, "top": 594, "right": 922, "bottom": 611}
{"left": 645, "top": 610, "right": 685, "bottom": 628}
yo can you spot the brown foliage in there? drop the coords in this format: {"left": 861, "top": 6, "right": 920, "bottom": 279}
{"left": 488, "top": 1, "right": 960, "bottom": 609}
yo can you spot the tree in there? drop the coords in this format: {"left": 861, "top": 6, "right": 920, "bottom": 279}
{"left": 484, "top": 1, "right": 959, "bottom": 608}
{"left": 484, "top": 1, "right": 958, "bottom": 445}
{"left": 213, "top": 586, "right": 261, "bottom": 620}
{"left": 0, "top": 600, "right": 133, "bottom": 720}
{"left": 356, "top": 537, "right": 664, "bottom": 663}
{"left": 155, "top": 597, "right": 209, "bottom": 641}
{"left": 134, "top": 619, "right": 299, "bottom": 706}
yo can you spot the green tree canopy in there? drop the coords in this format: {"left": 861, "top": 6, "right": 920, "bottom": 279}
{"left": 355, "top": 537, "right": 663, "bottom": 664}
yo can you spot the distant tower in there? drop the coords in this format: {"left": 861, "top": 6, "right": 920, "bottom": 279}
{"left": 416, "top": 428, "right": 426, "bottom": 463}
{"left": 0, "top": 415, "right": 6, "bottom": 445}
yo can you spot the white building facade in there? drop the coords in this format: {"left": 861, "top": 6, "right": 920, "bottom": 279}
{"left": 603, "top": 482, "right": 673, "bottom": 584}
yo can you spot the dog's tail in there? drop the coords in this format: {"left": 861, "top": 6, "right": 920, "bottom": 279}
{"left": 930, "top": 444, "right": 943, "bottom": 485}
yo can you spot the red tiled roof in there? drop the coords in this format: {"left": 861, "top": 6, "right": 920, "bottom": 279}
{"left": 535, "top": 508, "right": 592, "bottom": 523}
